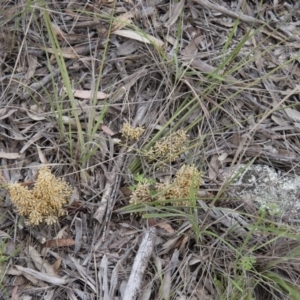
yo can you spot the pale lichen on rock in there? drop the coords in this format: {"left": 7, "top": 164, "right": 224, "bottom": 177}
{"left": 222, "top": 164, "right": 300, "bottom": 218}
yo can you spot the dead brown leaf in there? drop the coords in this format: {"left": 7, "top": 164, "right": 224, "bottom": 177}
{"left": 117, "top": 40, "right": 140, "bottom": 56}
{"left": 101, "top": 124, "right": 115, "bottom": 136}
{"left": 37, "top": 145, "right": 48, "bottom": 164}
{"left": 156, "top": 221, "right": 175, "bottom": 234}
{"left": 52, "top": 257, "right": 62, "bottom": 273}
{"left": 66, "top": 88, "right": 110, "bottom": 100}
{"left": 164, "top": 0, "right": 184, "bottom": 27}
{"left": 0, "top": 151, "right": 20, "bottom": 159}
{"left": 112, "top": 11, "right": 134, "bottom": 31}
{"left": 51, "top": 22, "right": 66, "bottom": 40}
{"left": 44, "top": 238, "right": 76, "bottom": 248}
{"left": 208, "top": 155, "right": 221, "bottom": 180}
{"left": 25, "top": 54, "right": 38, "bottom": 80}
{"left": 0, "top": 108, "right": 17, "bottom": 120}
{"left": 14, "top": 265, "right": 68, "bottom": 285}
{"left": 44, "top": 47, "right": 83, "bottom": 59}
{"left": 26, "top": 110, "right": 46, "bottom": 121}
{"left": 28, "top": 246, "right": 58, "bottom": 276}
{"left": 285, "top": 107, "right": 300, "bottom": 122}
{"left": 113, "top": 30, "right": 164, "bottom": 47}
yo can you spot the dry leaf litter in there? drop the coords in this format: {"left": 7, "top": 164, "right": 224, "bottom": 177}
{"left": 1, "top": 0, "right": 300, "bottom": 298}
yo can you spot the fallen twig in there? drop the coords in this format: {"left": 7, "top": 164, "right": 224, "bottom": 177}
{"left": 123, "top": 227, "right": 157, "bottom": 300}
{"left": 192, "top": 0, "right": 264, "bottom": 24}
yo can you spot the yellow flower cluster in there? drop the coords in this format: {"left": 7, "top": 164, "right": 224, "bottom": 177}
{"left": 129, "top": 182, "right": 152, "bottom": 205}
{"left": 129, "top": 165, "right": 201, "bottom": 207}
{"left": 146, "top": 130, "right": 187, "bottom": 162}
{"left": 120, "top": 123, "right": 144, "bottom": 141}
{"left": 8, "top": 166, "right": 72, "bottom": 225}
{"left": 156, "top": 165, "right": 201, "bottom": 206}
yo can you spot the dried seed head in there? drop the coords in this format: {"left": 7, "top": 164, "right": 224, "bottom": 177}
{"left": 44, "top": 215, "right": 59, "bottom": 226}
{"left": 7, "top": 166, "right": 72, "bottom": 226}
{"left": 129, "top": 182, "right": 152, "bottom": 205}
{"left": 7, "top": 183, "right": 34, "bottom": 216}
{"left": 120, "top": 123, "right": 145, "bottom": 141}
{"left": 146, "top": 130, "right": 187, "bottom": 162}
{"left": 33, "top": 166, "right": 72, "bottom": 209}
{"left": 156, "top": 165, "right": 201, "bottom": 206}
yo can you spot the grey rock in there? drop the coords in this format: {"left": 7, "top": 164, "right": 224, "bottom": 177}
{"left": 222, "top": 164, "right": 300, "bottom": 221}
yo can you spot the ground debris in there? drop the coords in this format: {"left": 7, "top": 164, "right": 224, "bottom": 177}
{"left": 1, "top": 0, "right": 300, "bottom": 299}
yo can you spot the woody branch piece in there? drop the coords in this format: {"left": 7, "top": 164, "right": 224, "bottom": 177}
{"left": 123, "top": 227, "right": 157, "bottom": 300}
{"left": 192, "top": 0, "right": 264, "bottom": 24}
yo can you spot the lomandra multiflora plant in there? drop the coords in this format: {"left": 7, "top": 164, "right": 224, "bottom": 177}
{"left": 120, "top": 123, "right": 145, "bottom": 141}
{"left": 146, "top": 130, "right": 187, "bottom": 162}
{"left": 156, "top": 164, "right": 202, "bottom": 206}
{"left": 130, "top": 165, "right": 201, "bottom": 207}
{"left": 7, "top": 166, "right": 72, "bottom": 225}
